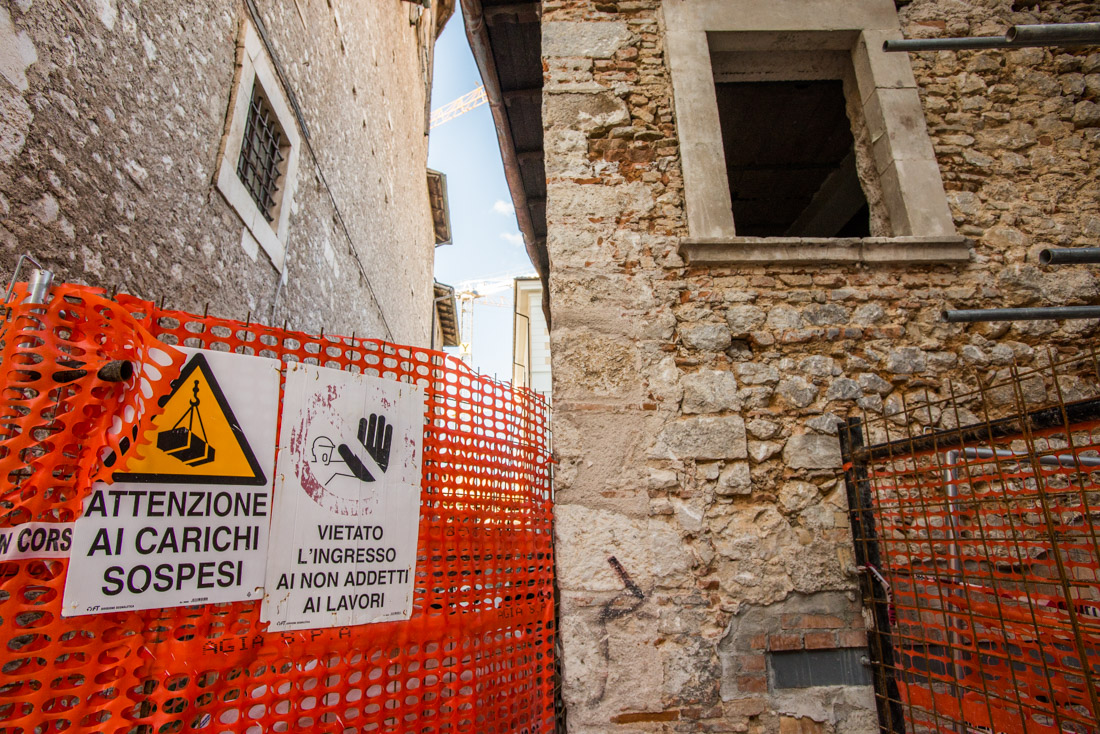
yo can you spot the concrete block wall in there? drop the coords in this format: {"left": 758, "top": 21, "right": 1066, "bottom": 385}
{"left": 544, "top": 0, "right": 1100, "bottom": 731}
{"left": 0, "top": 0, "right": 444, "bottom": 343}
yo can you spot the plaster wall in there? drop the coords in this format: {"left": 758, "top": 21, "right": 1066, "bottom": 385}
{"left": 0, "top": 0, "right": 444, "bottom": 343}
{"left": 543, "top": 0, "right": 1100, "bottom": 731}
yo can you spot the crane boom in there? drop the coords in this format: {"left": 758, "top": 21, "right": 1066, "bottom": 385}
{"left": 454, "top": 289, "right": 512, "bottom": 364}
{"left": 450, "top": 274, "right": 536, "bottom": 364}
{"left": 430, "top": 85, "right": 488, "bottom": 129}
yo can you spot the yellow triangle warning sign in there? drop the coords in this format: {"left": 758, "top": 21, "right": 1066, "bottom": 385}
{"left": 116, "top": 353, "right": 267, "bottom": 486}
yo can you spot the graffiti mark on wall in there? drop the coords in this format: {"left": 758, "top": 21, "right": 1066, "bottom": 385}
{"left": 600, "top": 555, "right": 646, "bottom": 621}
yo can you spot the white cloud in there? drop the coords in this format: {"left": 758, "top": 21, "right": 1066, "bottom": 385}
{"left": 500, "top": 231, "right": 524, "bottom": 246}
{"left": 458, "top": 269, "right": 538, "bottom": 297}
{"left": 492, "top": 199, "right": 515, "bottom": 215}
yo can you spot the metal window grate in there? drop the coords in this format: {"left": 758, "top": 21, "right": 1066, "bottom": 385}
{"left": 236, "top": 85, "right": 285, "bottom": 223}
{"left": 840, "top": 346, "right": 1100, "bottom": 733}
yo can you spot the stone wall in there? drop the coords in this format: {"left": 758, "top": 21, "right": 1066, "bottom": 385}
{"left": 543, "top": 0, "right": 1100, "bottom": 731}
{"left": 1, "top": 0, "right": 446, "bottom": 343}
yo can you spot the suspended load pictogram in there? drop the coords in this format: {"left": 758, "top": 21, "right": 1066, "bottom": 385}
{"left": 118, "top": 352, "right": 268, "bottom": 485}
{"left": 158, "top": 378, "right": 215, "bottom": 466}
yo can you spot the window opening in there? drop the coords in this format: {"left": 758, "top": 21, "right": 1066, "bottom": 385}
{"left": 715, "top": 79, "right": 870, "bottom": 238}
{"left": 237, "top": 86, "right": 286, "bottom": 224}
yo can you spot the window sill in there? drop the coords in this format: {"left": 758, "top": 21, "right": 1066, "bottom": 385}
{"left": 679, "top": 235, "right": 970, "bottom": 266}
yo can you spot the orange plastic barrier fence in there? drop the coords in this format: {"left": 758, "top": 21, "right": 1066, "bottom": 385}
{"left": 849, "top": 416, "right": 1100, "bottom": 734}
{"left": 0, "top": 284, "right": 556, "bottom": 733}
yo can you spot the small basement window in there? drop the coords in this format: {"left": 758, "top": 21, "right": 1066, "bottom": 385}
{"left": 716, "top": 80, "right": 869, "bottom": 238}
{"left": 236, "top": 86, "right": 288, "bottom": 224}
{"left": 768, "top": 648, "right": 872, "bottom": 689}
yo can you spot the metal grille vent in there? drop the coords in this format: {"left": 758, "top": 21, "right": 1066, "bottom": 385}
{"left": 236, "top": 85, "right": 285, "bottom": 223}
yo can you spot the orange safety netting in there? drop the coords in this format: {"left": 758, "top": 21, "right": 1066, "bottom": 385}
{"left": 0, "top": 284, "right": 556, "bottom": 733}
{"left": 859, "top": 421, "right": 1100, "bottom": 734}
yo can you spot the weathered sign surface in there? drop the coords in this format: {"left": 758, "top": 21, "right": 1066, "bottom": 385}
{"left": 62, "top": 348, "right": 279, "bottom": 616}
{"left": 261, "top": 362, "right": 425, "bottom": 629}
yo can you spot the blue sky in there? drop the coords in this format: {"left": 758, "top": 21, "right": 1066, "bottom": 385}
{"left": 429, "top": 5, "right": 537, "bottom": 380}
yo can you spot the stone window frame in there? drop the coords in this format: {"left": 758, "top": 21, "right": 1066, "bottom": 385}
{"left": 663, "top": 0, "right": 968, "bottom": 266}
{"left": 215, "top": 17, "right": 301, "bottom": 271}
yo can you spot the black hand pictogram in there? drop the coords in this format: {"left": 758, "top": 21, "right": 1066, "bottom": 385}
{"left": 336, "top": 413, "right": 392, "bottom": 482}
{"left": 360, "top": 413, "right": 392, "bottom": 473}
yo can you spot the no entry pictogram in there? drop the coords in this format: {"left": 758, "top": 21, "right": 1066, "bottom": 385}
{"left": 262, "top": 362, "right": 426, "bottom": 629}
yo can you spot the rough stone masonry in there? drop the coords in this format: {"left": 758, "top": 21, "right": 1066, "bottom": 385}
{"left": 543, "top": 0, "right": 1100, "bottom": 731}
{"left": 0, "top": 0, "right": 450, "bottom": 342}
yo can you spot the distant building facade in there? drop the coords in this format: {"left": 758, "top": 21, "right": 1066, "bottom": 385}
{"left": 465, "top": 0, "right": 1100, "bottom": 730}
{"left": 433, "top": 279, "right": 460, "bottom": 350}
{"left": 1, "top": 0, "right": 454, "bottom": 343}
{"left": 513, "top": 276, "right": 551, "bottom": 401}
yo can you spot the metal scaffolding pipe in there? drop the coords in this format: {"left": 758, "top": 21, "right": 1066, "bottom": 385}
{"left": 1008, "top": 22, "right": 1100, "bottom": 45}
{"left": 943, "top": 306, "right": 1100, "bottom": 322}
{"left": 959, "top": 446, "right": 1100, "bottom": 468}
{"left": 885, "top": 36, "right": 1006, "bottom": 52}
{"left": 884, "top": 22, "right": 1100, "bottom": 52}
{"left": 1039, "top": 248, "right": 1100, "bottom": 265}
{"left": 24, "top": 268, "right": 53, "bottom": 305}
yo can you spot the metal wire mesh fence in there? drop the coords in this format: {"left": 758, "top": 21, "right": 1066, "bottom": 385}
{"left": 841, "top": 346, "right": 1100, "bottom": 734}
{"left": 0, "top": 283, "right": 555, "bottom": 733}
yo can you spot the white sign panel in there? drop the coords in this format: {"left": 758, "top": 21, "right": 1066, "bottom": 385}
{"left": 261, "top": 363, "right": 425, "bottom": 630}
{"left": 62, "top": 348, "right": 280, "bottom": 616}
{"left": 0, "top": 522, "right": 75, "bottom": 560}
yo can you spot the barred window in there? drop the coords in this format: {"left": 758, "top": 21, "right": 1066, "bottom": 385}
{"left": 215, "top": 17, "right": 301, "bottom": 270}
{"left": 236, "top": 86, "right": 286, "bottom": 223}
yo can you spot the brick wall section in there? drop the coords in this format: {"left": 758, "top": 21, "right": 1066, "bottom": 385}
{"left": 0, "top": 0, "right": 441, "bottom": 342}
{"left": 544, "top": 0, "right": 1100, "bottom": 731}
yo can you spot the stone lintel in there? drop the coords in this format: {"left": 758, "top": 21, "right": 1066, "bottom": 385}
{"left": 679, "top": 236, "right": 970, "bottom": 266}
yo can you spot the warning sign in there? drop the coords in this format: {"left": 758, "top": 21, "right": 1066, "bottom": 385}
{"left": 62, "top": 348, "right": 279, "bottom": 616}
{"left": 261, "top": 362, "right": 425, "bottom": 630}
{"left": 117, "top": 353, "right": 268, "bottom": 485}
